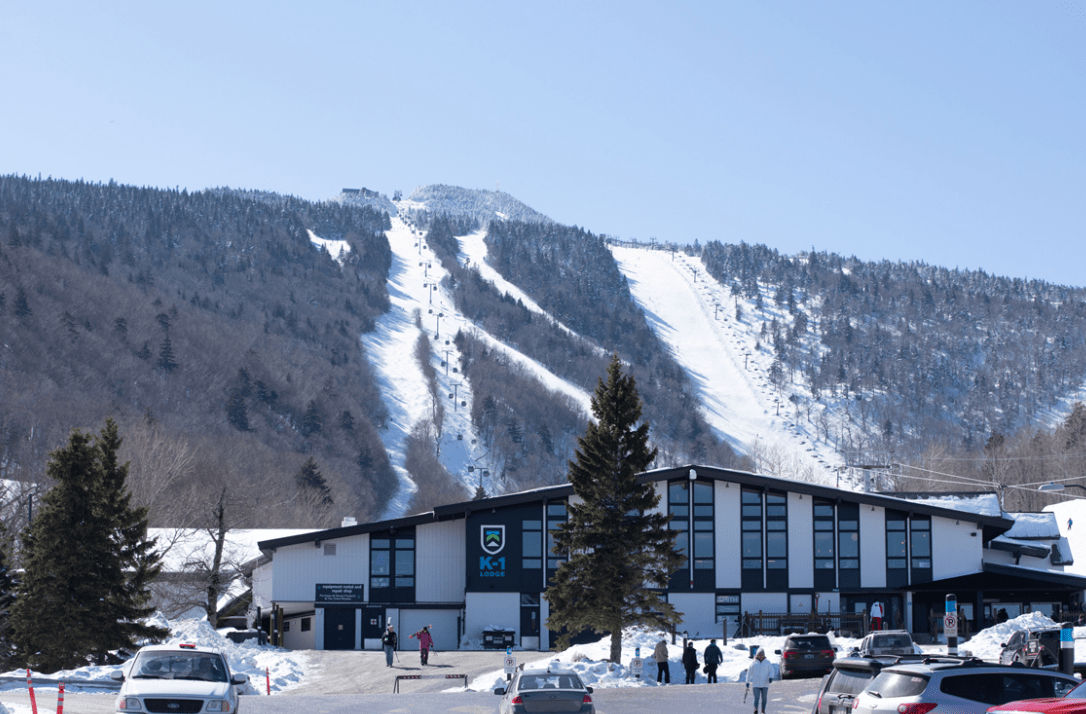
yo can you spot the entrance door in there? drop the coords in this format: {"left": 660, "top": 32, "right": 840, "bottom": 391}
{"left": 324, "top": 608, "right": 356, "bottom": 650}
{"left": 521, "top": 593, "right": 540, "bottom": 646}
{"left": 361, "top": 605, "right": 386, "bottom": 644}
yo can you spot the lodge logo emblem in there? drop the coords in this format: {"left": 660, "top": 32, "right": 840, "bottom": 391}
{"left": 481, "top": 525, "right": 505, "bottom": 555}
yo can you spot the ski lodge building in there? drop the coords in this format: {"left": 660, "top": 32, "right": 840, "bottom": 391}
{"left": 253, "top": 464, "right": 1083, "bottom": 651}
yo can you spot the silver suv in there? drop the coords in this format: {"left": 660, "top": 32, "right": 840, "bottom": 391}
{"left": 852, "top": 658, "right": 1078, "bottom": 714}
{"left": 855, "top": 630, "right": 918, "bottom": 657}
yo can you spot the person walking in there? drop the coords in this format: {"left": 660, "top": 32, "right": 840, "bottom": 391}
{"left": 746, "top": 648, "right": 773, "bottom": 714}
{"left": 682, "top": 641, "right": 699, "bottom": 684}
{"left": 381, "top": 624, "right": 398, "bottom": 667}
{"left": 654, "top": 638, "right": 671, "bottom": 684}
{"left": 870, "top": 601, "right": 884, "bottom": 630}
{"left": 410, "top": 625, "right": 434, "bottom": 665}
{"left": 703, "top": 638, "right": 723, "bottom": 683}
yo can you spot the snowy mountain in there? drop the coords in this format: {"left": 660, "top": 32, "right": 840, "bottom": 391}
{"left": 4, "top": 175, "right": 1086, "bottom": 528}
{"left": 362, "top": 188, "right": 847, "bottom": 521}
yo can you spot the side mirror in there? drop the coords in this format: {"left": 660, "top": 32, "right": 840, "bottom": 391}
{"left": 586, "top": 687, "right": 593, "bottom": 693}
{"left": 110, "top": 671, "right": 125, "bottom": 682}
{"left": 231, "top": 674, "right": 248, "bottom": 686}
{"left": 774, "top": 649, "right": 782, "bottom": 655}
{"left": 494, "top": 688, "right": 506, "bottom": 696}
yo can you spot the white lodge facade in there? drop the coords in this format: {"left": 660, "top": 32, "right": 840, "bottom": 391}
{"left": 254, "top": 465, "right": 1083, "bottom": 651}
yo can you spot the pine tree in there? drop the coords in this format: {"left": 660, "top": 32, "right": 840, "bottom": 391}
{"left": 545, "top": 354, "right": 684, "bottom": 662}
{"left": 10, "top": 420, "right": 165, "bottom": 671}
{"left": 157, "top": 334, "right": 178, "bottom": 371}
{"left": 296, "top": 457, "right": 333, "bottom": 505}
{"left": 93, "top": 420, "right": 167, "bottom": 655}
{"left": 0, "top": 528, "right": 16, "bottom": 670}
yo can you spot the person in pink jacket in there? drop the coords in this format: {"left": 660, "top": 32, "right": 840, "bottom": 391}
{"left": 410, "top": 625, "right": 434, "bottom": 665}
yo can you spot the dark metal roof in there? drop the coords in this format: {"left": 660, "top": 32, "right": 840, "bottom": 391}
{"left": 258, "top": 463, "right": 1015, "bottom": 555}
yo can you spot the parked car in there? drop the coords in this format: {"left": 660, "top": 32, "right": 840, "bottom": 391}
{"left": 113, "top": 642, "right": 248, "bottom": 713}
{"left": 813, "top": 656, "right": 899, "bottom": 714}
{"left": 494, "top": 668, "right": 594, "bottom": 714}
{"left": 1001, "top": 628, "right": 1062, "bottom": 669}
{"left": 852, "top": 658, "right": 1078, "bottom": 714}
{"left": 988, "top": 677, "right": 1086, "bottom": 714}
{"left": 852, "top": 630, "right": 919, "bottom": 657}
{"left": 776, "top": 633, "right": 836, "bottom": 679}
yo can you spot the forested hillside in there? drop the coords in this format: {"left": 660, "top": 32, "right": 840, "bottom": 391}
{"left": 0, "top": 176, "right": 398, "bottom": 529}
{"left": 698, "top": 241, "right": 1086, "bottom": 455}
{"left": 5, "top": 175, "right": 1086, "bottom": 526}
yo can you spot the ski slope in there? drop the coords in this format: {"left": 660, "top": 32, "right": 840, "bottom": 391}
{"left": 366, "top": 207, "right": 849, "bottom": 520}
{"left": 611, "top": 245, "right": 845, "bottom": 482}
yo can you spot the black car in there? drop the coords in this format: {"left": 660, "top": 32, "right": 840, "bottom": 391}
{"left": 1000, "top": 628, "right": 1061, "bottom": 668}
{"left": 777, "top": 633, "right": 836, "bottom": 679}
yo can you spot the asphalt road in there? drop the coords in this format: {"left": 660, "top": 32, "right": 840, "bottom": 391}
{"left": 2, "top": 678, "right": 821, "bottom": 714}
{"left": 0, "top": 650, "right": 824, "bottom": 714}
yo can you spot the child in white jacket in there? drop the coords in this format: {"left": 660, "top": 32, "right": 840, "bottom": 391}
{"left": 746, "top": 648, "right": 774, "bottom": 714}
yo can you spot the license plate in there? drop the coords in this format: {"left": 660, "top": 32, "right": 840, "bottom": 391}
{"left": 804, "top": 654, "right": 814, "bottom": 659}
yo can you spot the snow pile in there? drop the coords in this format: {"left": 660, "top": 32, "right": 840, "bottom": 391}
{"left": 460, "top": 628, "right": 864, "bottom": 691}
{"left": 0, "top": 614, "right": 309, "bottom": 696}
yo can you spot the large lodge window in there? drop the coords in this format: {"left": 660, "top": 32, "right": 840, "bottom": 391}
{"left": 911, "top": 516, "right": 932, "bottom": 583}
{"left": 765, "top": 492, "right": 787, "bottom": 589}
{"left": 370, "top": 530, "right": 415, "bottom": 603}
{"left": 887, "top": 511, "right": 908, "bottom": 588}
{"left": 741, "top": 488, "right": 763, "bottom": 590}
{"left": 670, "top": 480, "right": 715, "bottom": 589}
{"left": 546, "top": 503, "right": 568, "bottom": 572}
{"left": 814, "top": 499, "right": 835, "bottom": 590}
{"left": 838, "top": 504, "right": 860, "bottom": 588}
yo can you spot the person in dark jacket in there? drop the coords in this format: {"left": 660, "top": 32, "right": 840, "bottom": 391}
{"left": 682, "top": 641, "right": 699, "bottom": 684}
{"left": 381, "top": 624, "right": 398, "bottom": 667}
{"left": 703, "top": 638, "right": 723, "bottom": 683}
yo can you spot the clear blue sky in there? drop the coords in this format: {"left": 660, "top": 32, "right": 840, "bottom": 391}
{"left": 2, "top": 2, "right": 1084, "bottom": 285}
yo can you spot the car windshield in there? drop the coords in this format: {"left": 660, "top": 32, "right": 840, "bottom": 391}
{"left": 133, "top": 652, "right": 228, "bottom": 682}
{"left": 518, "top": 674, "right": 584, "bottom": 691}
{"left": 788, "top": 637, "right": 830, "bottom": 650}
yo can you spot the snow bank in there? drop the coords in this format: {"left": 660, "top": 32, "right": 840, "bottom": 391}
{"left": 0, "top": 614, "right": 309, "bottom": 696}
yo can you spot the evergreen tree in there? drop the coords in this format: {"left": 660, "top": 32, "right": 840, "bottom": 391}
{"left": 545, "top": 354, "right": 683, "bottom": 662}
{"left": 296, "top": 457, "right": 333, "bottom": 505}
{"left": 157, "top": 334, "right": 178, "bottom": 371}
{"left": 300, "top": 400, "right": 323, "bottom": 438}
{"left": 93, "top": 421, "right": 167, "bottom": 655}
{"left": 0, "top": 528, "right": 16, "bottom": 670}
{"left": 10, "top": 420, "right": 165, "bottom": 671}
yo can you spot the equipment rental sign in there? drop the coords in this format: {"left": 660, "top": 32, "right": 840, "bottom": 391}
{"left": 315, "top": 584, "right": 364, "bottom": 603}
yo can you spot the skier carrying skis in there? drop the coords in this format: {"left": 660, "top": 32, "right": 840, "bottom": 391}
{"left": 410, "top": 625, "right": 434, "bottom": 665}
